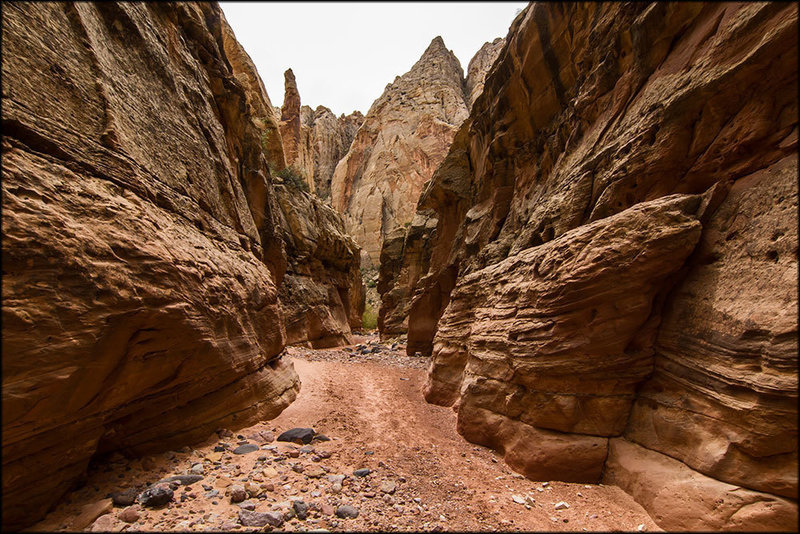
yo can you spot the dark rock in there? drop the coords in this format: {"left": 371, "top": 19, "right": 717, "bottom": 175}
{"left": 111, "top": 489, "right": 137, "bottom": 507}
{"left": 312, "top": 434, "right": 331, "bottom": 442}
{"left": 157, "top": 475, "right": 203, "bottom": 487}
{"left": 233, "top": 444, "right": 259, "bottom": 455}
{"left": 138, "top": 484, "right": 173, "bottom": 508}
{"left": 214, "top": 445, "right": 226, "bottom": 452}
{"left": 277, "top": 428, "right": 315, "bottom": 444}
{"left": 370, "top": 347, "right": 380, "bottom": 353}
{"left": 336, "top": 505, "right": 359, "bottom": 519}
{"left": 230, "top": 485, "right": 247, "bottom": 503}
{"left": 293, "top": 500, "right": 309, "bottom": 520}
{"left": 353, "top": 468, "right": 371, "bottom": 477}
{"left": 239, "top": 510, "right": 284, "bottom": 528}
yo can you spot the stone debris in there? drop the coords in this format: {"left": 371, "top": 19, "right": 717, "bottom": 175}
{"left": 336, "top": 504, "right": 360, "bottom": 519}
{"left": 555, "top": 501, "right": 570, "bottom": 510}
{"left": 277, "top": 427, "right": 316, "bottom": 444}
{"left": 138, "top": 485, "right": 173, "bottom": 508}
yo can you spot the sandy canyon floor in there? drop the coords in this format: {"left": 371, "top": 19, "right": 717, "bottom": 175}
{"left": 30, "top": 334, "right": 661, "bottom": 532}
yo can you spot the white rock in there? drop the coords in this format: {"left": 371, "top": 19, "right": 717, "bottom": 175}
{"left": 637, "top": 524, "right": 646, "bottom": 531}
{"left": 554, "top": 501, "right": 570, "bottom": 510}
{"left": 512, "top": 495, "right": 526, "bottom": 504}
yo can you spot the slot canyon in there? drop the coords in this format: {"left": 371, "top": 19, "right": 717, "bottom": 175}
{"left": 2, "top": 2, "right": 797, "bottom": 532}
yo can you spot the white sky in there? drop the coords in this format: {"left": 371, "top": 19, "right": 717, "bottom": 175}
{"left": 220, "top": 2, "right": 529, "bottom": 117}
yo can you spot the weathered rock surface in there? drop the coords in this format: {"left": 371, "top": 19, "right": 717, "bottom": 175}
{"left": 464, "top": 37, "right": 505, "bottom": 109}
{"left": 277, "top": 70, "right": 364, "bottom": 199}
{"left": 330, "top": 36, "right": 470, "bottom": 266}
{"left": 1, "top": 3, "right": 307, "bottom": 529}
{"left": 396, "top": 2, "right": 797, "bottom": 529}
{"left": 275, "top": 184, "right": 365, "bottom": 347}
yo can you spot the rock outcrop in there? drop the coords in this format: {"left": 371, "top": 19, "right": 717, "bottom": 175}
{"left": 0, "top": 2, "right": 358, "bottom": 529}
{"left": 330, "top": 36, "right": 470, "bottom": 266}
{"left": 464, "top": 37, "right": 505, "bottom": 109}
{"left": 275, "top": 183, "right": 365, "bottom": 348}
{"left": 277, "top": 70, "right": 364, "bottom": 199}
{"left": 396, "top": 2, "right": 797, "bottom": 530}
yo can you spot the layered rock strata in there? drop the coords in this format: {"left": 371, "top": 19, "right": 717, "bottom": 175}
{"left": 398, "top": 2, "right": 797, "bottom": 530}
{"left": 275, "top": 184, "right": 365, "bottom": 348}
{"left": 330, "top": 36, "right": 470, "bottom": 266}
{"left": 0, "top": 2, "right": 360, "bottom": 529}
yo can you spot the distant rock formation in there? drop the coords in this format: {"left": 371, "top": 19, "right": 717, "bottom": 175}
{"left": 465, "top": 37, "right": 505, "bottom": 108}
{"left": 278, "top": 70, "right": 364, "bottom": 199}
{"left": 330, "top": 36, "right": 470, "bottom": 267}
{"left": 1, "top": 2, "right": 360, "bottom": 529}
{"left": 395, "top": 2, "right": 798, "bottom": 530}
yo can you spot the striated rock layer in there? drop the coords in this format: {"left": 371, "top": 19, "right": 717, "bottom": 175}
{"left": 275, "top": 183, "right": 365, "bottom": 348}
{"left": 464, "top": 37, "right": 505, "bottom": 109}
{"left": 398, "top": 2, "right": 797, "bottom": 530}
{"left": 330, "top": 36, "right": 470, "bottom": 266}
{"left": 0, "top": 2, "right": 361, "bottom": 529}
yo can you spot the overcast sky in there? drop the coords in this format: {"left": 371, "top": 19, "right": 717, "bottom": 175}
{"left": 221, "top": 2, "right": 528, "bottom": 117}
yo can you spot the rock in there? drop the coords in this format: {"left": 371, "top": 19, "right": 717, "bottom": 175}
{"left": 258, "top": 430, "right": 276, "bottom": 444}
{"left": 1, "top": 4, "right": 304, "bottom": 529}
{"left": 380, "top": 481, "right": 397, "bottom": 495}
{"left": 245, "top": 482, "right": 261, "bottom": 497}
{"left": 70, "top": 499, "right": 113, "bottom": 530}
{"left": 335, "top": 505, "right": 360, "bottom": 519}
{"left": 111, "top": 489, "right": 138, "bottom": 507}
{"left": 138, "top": 485, "right": 173, "bottom": 508}
{"left": 190, "top": 464, "right": 204, "bottom": 475}
{"left": 299, "top": 445, "right": 315, "bottom": 454}
{"left": 331, "top": 36, "right": 470, "bottom": 266}
{"left": 238, "top": 500, "right": 256, "bottom": 511}
{"left": 512, "top": 495, "right": 526, "bottom": 505}
{"left": 321, "top": 503, "right": 335, "bottom": 516}
{"left": 604, "top": 438, "right": 798, "bottom": 531}
{"left": 229, "top": 485, "right": 247, "bottom": 503}
{"left": 89, "top": 514, "right": 115, "bottom": 532}
{"left": 239, "top": 510, "right": 284, "bottom": 528}
{"left": 464, "top": 37, "right": 505, "bottom": 109}
{"left": 158, "top": 475, "right": 204, "bottom": 487}
{"left": 293, "top": 500, "right": 309, "bottom": 520}
{"left": 277, "top": 428, "right": 316, "bottom": 445}
{"left": 118, "top": 505, "right": 141, "bottom": 524}
{"left": 305, "top": 466, "right": 326, "bottom": 478}
{"left": 233, "top": 444, "right": 259, "bottom": 455}
{"left": 353, "top": 468, "right": 371, "bottom": 477}
{"left": 554, "top": 502, "right": 570, "bottom": 510}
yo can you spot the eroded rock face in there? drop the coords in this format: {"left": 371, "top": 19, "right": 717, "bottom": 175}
{"left": 277, "top": 70, "right": 364, "bottom": 199}
{"left": 464, "top": 37, "right": 505, "bottom": 109}
{"left": 330, "top": 36, "right": 470, "bottom": 266}
{"left": 275, "top": 184, "right": 365, "bottom": 348}
{"left": 1, "top": 3, "right": 304, "bottom": 529}
{"left": 398, "top": 2, "right": 797, "bottom": 529}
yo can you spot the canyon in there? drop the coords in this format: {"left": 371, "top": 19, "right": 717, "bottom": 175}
{"left": 2, "top": 1, "right": 797, "bottom": 532}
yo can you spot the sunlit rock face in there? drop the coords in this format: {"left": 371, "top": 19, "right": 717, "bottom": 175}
{"left": 0, "top": 3, "right": 305, "bottom": 529}
{"left": 330, "top": 36, "right": 470, "bottom": 267}
{"left": 397, "top": 2, "right": 797, "bottom": 530}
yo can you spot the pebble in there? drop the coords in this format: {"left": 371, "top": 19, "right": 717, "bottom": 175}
{"left": 321, "top": 504, "right": 335, "bottom": 516}
{"left": 238, "top": 510, "right": 284, "bottom": 528}
{"left": 637, "top": 524, "right": 646, "bottom": 532}
{"left": 118, "top": 505, "right": 141, "bottom": 523}
{"left": 229, "top": 485, "right": 247, "bottom": 503}
{"left": 380, "top": 480, "right": 397, "bottom": 494}
{"left": 190, "top": 463, "right": 204, "bottom": 475}
{"left": 554, "top": 501, "right": 570, "bottom": 510}
{"left": 277, "top": 427, "right": 316, "bottom": 444}
{"left": 239, "top": 500, "right": 256, "bottom": 511}
{"left": 233, "top": 444, "right": 259, "bottom": 455}
{"left": 138, "top": 485, "right": 173, "bottom": 508}
{"left": 353, "top": 468, "right": 371, "bottom": 477}
{"left": 512, "top": 495, "right": 526, "bottom": 505}
{"left": 293, "top": 500, "right": 309, "bottom": 520}
{"left": 336, "top": 505, "right": 359, "bottom": 519}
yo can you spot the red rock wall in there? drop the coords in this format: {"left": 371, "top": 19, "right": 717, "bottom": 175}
{"left": 401, "top": 2, "right": 797, "bottom": 529}
{"left": 1, "top": 3, "right": 304, "bottom": 529}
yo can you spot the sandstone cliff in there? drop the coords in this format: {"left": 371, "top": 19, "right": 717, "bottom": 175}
{"left": 277, "top": 70, "right": 364, "bottom": 199}
{"left": 1, "top": 2, "right": 358, "bottom": 529}
{"left": 464, "top": 37, "right": 505, "bottom": 109}
{"left": 275, "top": 183, "right": 365, "bottom": 348}
{"left": 397, "top": 2, "right": 797, "bottom": 530}
{"left": 330, "top": 36, "right": 470, "bottom": 266}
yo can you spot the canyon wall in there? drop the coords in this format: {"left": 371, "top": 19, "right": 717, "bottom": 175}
{"left": 397, "top": 2, "right": 798, "bottom": 530}
{"left": 278, "top": 69, "right": 364, "bottom": 199}
{"left": 377, "top": 38, "right": 504, "bottom": 337}
{"left": 1, "top": 2, "right": 358, "bottom": 529}
{"left": 330, "top": 36, "right": 470, "bottom": 266}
